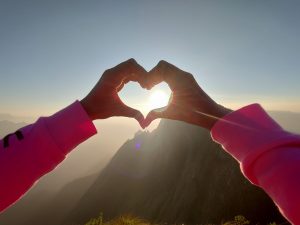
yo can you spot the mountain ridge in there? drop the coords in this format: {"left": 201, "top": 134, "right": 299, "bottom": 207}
{"left": 63, "top": 119, "right": 286, "bottom": 225}
{"left": 1, "top": 110, "right": 299, "bottom": 225}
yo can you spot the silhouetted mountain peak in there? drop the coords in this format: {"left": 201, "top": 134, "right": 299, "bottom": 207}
{"left": 64, "top": 119, "right": 286, "bottom": 225}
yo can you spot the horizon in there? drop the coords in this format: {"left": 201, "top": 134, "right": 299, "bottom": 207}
{"left": 1, "top": 0, "right": 300, "bottom": 121}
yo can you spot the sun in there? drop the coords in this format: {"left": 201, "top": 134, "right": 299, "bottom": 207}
{"left": 148, "top": 90, "right": 170, "bottom": 110}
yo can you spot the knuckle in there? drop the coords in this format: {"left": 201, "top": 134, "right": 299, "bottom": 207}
{"left": 156, "top": 60, "right": 170, "bottom": 75}
{"left": 158, "top": 60, "right": 167, "bottom": 66}
{"left": 104, "top": 68, "right": 111, "bottom": 74}
{"left": 102, "top": 69, "right": 112, "bottom": 77}
{"left": 149, "top": 110, "right": 156, "bottom": 117}
{"left": 186, "top": 72, "right": 195, "bottom": 80}
{"left": 181, "top": 72, "right": 194, "bottom": 83}
{"left": 127, "top": 58, "right": 137, "bottom": 64}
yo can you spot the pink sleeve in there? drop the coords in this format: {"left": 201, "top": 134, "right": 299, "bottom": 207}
{"left": 211, "top": 104, "right": 300, "bottom": 224}
{"left": 0, "top": 101, "right": 97, "bottom": 212}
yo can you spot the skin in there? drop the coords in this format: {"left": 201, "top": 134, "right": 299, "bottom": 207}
{"left": 80, "top": 58, "right": 148, "bottom": 127}
{"left": 143, "top": 60, "right": 232, "bottom": 130}
{"left": 81, "top": 59, "right": 232, "bottom": 130}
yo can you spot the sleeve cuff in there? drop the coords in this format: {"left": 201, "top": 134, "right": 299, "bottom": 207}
{"left": 44, "top": 101, "right": 97, "bottom": 155}
{"left": 211, "top": 103, "right": 282, "bottom": 161}
{"left": 210, "top": 103, "right": 300, "bottom": 182}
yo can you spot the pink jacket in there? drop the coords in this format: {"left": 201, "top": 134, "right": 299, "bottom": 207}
{"left": 0, "top": 101, "right": 97, "bottom": 213}
{"left": 0, "top": 101, "right": 299, "bottom": 224}
{"left": 211, "top": 104, "right": 300, "bottom": 224}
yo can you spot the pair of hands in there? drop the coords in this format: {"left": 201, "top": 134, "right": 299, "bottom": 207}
{"left": 80, "top": 59, "right": 231, "bottom": 130}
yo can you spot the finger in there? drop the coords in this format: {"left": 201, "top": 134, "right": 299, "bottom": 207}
{"left": 143, "top": 107, "right": 168, "bottom": 128}
{"left": 118, "top": 104, "right": 145, "bottom": 128}
{"left": 145, "top": 60, "right": 167, "bottom": 89}
{"left": 146, "top": 60, "right": 186, "bottom": 90}
{"left": 116, "top": 77, "right": 131, "bottom": 92}
{"left": 116, "top": 80, "right": 125, "bottom": 92}
{"left": 125, "top": 60, "right": 148, "bottom": 89}
{"left": 105, "top": 58, "right": 148, "bottom": 88}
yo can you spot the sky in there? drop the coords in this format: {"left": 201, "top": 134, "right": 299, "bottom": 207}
{"left": 0, "top": 0, "right": 300, "bottom": 120}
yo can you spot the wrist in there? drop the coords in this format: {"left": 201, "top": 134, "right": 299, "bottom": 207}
{"left": 80, "top": 98, "right": 97, "bottom": 121}
{"left": 207, "top": 103, "right": 232, "bottom": 129}
{"left": 195, "top": 101, "right": 232, "bottom": 130}
{"left": 213, "top": 104, "right": 232, "bottom": 118}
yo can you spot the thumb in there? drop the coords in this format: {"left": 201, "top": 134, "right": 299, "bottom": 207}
{"left": 119, "top": 105, "right": 145, "bottom": 128}
{"left": 143, "top": 107, "right": 167, "bottom": 128}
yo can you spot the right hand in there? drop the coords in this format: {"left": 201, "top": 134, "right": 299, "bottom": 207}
{"left": 143, "top": 60, "right": 232, "bottom": 130}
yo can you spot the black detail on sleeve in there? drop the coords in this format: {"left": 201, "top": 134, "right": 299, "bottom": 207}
{"left": 3, "top": 134, "right": 13, "bottom": 148}
{"left": 3, "top": 130, "right": 24, "bottom": 149}
{"left": 15, "top": 130, "right": 24, "bottom": 141}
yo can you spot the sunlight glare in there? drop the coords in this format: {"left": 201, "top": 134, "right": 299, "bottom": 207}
{"left": 148, "top": 90, "right": 169, "bottom": 110}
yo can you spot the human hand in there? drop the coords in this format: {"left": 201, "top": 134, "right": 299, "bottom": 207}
{"left": 80, "top": 59, "right": 147, "bottom": 127}
{"left": 143, "top": 60, "right": 232, "bottom": 130}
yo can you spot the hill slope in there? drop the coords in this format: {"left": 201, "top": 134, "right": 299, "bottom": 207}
{"left": 64, "top": 119, "right": 286, "bottom": 225}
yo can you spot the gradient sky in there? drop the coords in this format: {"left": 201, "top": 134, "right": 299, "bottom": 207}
{"left": 1, "top": 0, "right": 300, "bottom": 118}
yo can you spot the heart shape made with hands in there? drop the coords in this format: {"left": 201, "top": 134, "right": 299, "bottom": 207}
{"left": 82, "top": 59, "right": 221, "bottom": 130}
{"left": 82, "top": 59, "right": 217, "bottom": 130}
{"left": 118, "top": 81, "right": 172, "bottom": 120}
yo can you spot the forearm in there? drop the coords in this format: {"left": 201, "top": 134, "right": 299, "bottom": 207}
{"left": 211, "top": 104, "right": 300, "bottom": 224}
{"left": 0, "top": 101, "right": 97, "bottom": 212}
{"left": 194, "top": 101, "right": 233, "bottom": 130}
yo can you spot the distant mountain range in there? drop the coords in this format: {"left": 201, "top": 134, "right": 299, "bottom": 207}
{"left": 269, "top": 111, "right": 300, "bottom": 133}
{"left": 0, "top": 113, "right": 33, "bottom": 124}
{"left": 0, "top": 120, "right": 27, "bottom": 138}
{"left": 0, "top": 110, "right": 299, "bottom": 225}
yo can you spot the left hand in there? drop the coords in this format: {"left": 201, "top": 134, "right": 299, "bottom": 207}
{"left": 80, "top": 59, "right": 147, "bottom": 127}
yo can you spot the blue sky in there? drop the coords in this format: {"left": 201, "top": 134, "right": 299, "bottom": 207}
{"left": 0, "top": 0, "right": 300, "bottom": 117}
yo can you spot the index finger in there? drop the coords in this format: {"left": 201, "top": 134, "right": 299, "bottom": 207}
{"left": 146, "top": 60, "right": 190, "bottom": 91}
{"left": 103, "top": 58, "right": 148, "bottom": 88}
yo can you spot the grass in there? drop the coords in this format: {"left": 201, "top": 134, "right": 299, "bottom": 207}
{"left": 83, "top": 213, "right": 279, "bottom": 225}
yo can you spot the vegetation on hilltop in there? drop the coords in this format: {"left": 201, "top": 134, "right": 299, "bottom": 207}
{"left": 83, "top": 213, "right": 280, "bottom": 225}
